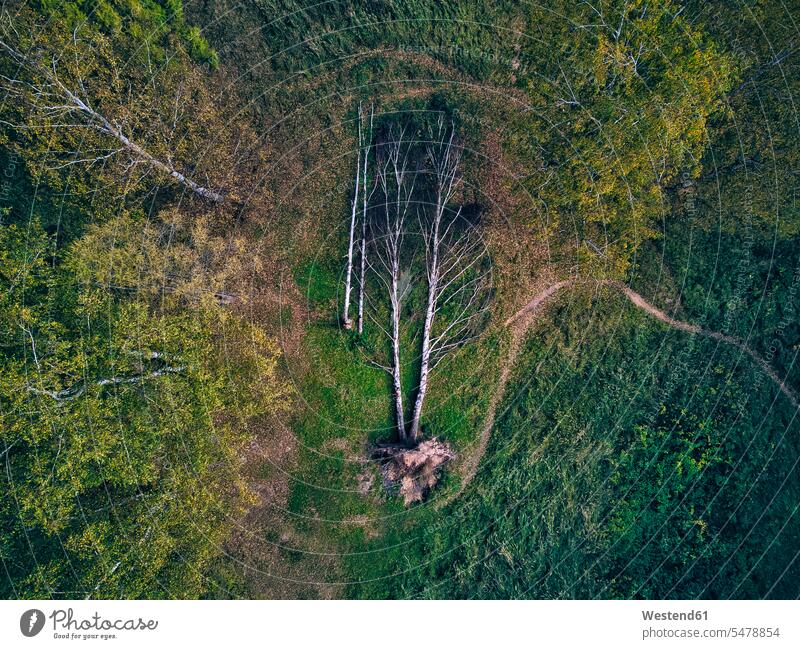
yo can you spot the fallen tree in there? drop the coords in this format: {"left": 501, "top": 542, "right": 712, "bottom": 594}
{"left": 0, "top": 24, "right": 225, "bottom": 202}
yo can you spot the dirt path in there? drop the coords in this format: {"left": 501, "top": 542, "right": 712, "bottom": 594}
{"left": 438, "top": 278, "right": 799, "bottom": 508}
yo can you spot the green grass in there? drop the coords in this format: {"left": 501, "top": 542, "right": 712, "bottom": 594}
{"left": 265, "top": 213, "right": 504, "bottom": 582}
{"left": 344, "top": 288, "right": 800, "bottom": 598}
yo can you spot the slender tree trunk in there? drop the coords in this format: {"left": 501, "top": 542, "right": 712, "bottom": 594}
{"left": 357, "top": 104, "right": 373, "bottom": 335}
{"left": 28, "top": 365, "right": 185, "bottom": 402}
{"left": 408, "top": 296, "right": 433, "bottom": 442}
{"left": 408, "top": 269, "right": 437, "bottom": 441}
{"left": 390, "top": 264, "right": 406, "bottom": 439}
{"left": 409, "top": 189, "right": 442, "bottom": 442}
{"left": 342, "top": 103, "right": 362, "bottom": 329}
{"left": 371, "top": 124, "right": 413, "bottom": 441}
{"left": 357, "top": 214, "right": 367, "bottom": 334}
{"left": 104, "top": 117, "right": 224, "bottom": 201}
{"left": 58, "top": 88, "right": 226, "bottom": 202}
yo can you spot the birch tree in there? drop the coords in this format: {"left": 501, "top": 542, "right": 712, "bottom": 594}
{"left": 366, "top": 126, "right": 417, "bottom": 438}
{"left": 341, "top": 103, "right": 363, "bottom": 328}
{"left": 357, "top": 117, "right": 489, "bottom": 444}
{"left": 408, "top": 118, "right": 491, "bottom": 442}
{"left": 357, "top": 192, "right": 369, "bottom": 335}
{"left": 0, "top": 35, "right": 223, "bottom": 202}
{"left": 0, "top": 11, "right": 247, "bottom": 206}
{"left": 357, "top": 103, "right": 375, "bottom": 335}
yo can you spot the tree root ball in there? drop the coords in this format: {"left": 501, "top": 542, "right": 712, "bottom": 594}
{"left": 372, "top": 439, "right": 455, "bottom": 505}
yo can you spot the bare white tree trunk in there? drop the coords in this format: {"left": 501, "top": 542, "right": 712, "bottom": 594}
{"left": 389, "top": 258, "right": 405, "bottom": 436}
{"left": 408, "top": 117, "right": 488, "bottom": 442}
{"left": 357, "top": 104, "right": 374, "bottom": 335}
{"left": 27, "top": 362, "right": 185, "bottom": 402}
{"left": 342, "top": 103, "right": 363, "bottom": 328}
{"left": 408, "top": 285, "right": 435, "bottom": 442}
{"left": 357, "top": 214, "right": 368, "bottom": 334}
{"left": 0, "top": 39, "right": 224, "bottom": 203}
{"left": 367, "top": 125, "right": 416, "bottom": 441}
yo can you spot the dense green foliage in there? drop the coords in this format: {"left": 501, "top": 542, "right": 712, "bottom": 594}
{"left": 36, "top": 0, "right": 218, "bottom": 67}
{"left": 0, "top": 218, "right": 285, "bottom": 598}
{"left": 1, "top": 0, "right": 798, "bottom": 600}
{"left": 0, "top": 1, "right": 285, "bottom": 598}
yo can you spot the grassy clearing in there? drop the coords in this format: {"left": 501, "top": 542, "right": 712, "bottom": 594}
{"left": 264, "top": 207, "right": 505, "bottom": 585}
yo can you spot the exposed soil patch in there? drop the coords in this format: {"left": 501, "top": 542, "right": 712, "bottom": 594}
{"left": 222, "top": 271, "right": 342, "bottom": 598}
{"left": 374, "top": 439, "right": 455, "bottom": 505}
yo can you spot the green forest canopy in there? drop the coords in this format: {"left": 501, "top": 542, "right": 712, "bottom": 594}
{"left": 0, "top": 0, "right": 798, "bottom": 598}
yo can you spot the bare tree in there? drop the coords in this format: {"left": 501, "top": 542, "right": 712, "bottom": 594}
{"left": 408, "top": 118, "right": 491, "bottom": 442}
{"left": 357, "top": 103, "right": 375, "bottom": 335}
{"left": 0, "top": 37, "right": 224, "bottom": 202}
{"left": 357, "top": 197, "right": 369, "bottom": 334}
{"left": 355, "top": 117, "right": 489, "bottom": 444}
{"left": 366, "top": 125, "right": 417, "bottom": 439}
{"left": 342, "top": 103, "right": 363, "bottom": 328}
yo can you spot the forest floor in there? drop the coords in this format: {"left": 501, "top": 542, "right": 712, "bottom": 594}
{"left": 440, "top": 276, "right": 800, "bottom": 507}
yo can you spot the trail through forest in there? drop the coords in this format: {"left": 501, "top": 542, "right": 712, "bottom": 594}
{"left": 438, "top": 278, "right": 800, "bottom": 508}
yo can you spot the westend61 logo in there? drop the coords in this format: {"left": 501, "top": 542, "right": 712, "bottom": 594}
{"left": 19, "top": 608, "right": 158, "bottom": 640}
